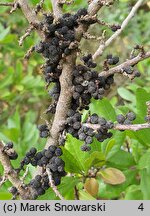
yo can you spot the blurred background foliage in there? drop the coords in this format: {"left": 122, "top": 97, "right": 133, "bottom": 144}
{"left": 0, "top": 0, "right": 150, "bottom": 200}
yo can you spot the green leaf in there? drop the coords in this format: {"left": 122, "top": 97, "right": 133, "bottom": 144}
{"left": 117, "top": 87, "right": 135, "bottom": 102}
{"left": 140, "top": 169, "right": 150, "bottom": 199}
{"left": 89, "top": 98, "right": 116, "bottom": 121}
{"left": 104, "top": 139, "right": 115, "bottom": 156}
{"left": 105, "top": 131, "right": 126, "bottom": 159}
{"left": 0, "top": 192, "right": 12, "bottom": 200}
{"left": 62, "top": 134, "right": 89, "bottom": 173}
{"left": 61, "top": 148, "right": 82, "bottom": 174}
{"left": 136, "top": 88, "right": 150, "bottom": 120}
{"left": 2, "top": 128, "right": 20, "bottom": 143}
{"left": 90, "top": 137, "right": 102, "bottom": 152}
{"left": 0, "top": 27, "right": 10, "bottom": 41}
{"left": 0, "top": 69, "right": 13, "bottom": 89}
{"left": 79, "top": 190, "right": 96, "bottom": 200}
{"left": 125, "top": 185, "right": 143, "bottom": 200}
{"left": 132, "top": 88, "right": 150, "bottom": 146}
{"left": 138, "top": 151, "right": 150, "bottom": 174}
{"left": 107, "top": 150, "right": 135, "bottom": 169}
{"left": 84, "top": 151, "right": 105, "bottom": 172}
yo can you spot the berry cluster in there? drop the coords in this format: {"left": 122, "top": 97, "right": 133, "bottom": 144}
{"left": 48, "top": 83, "right": 60, "bottom": 102}
{"left": 9, "top": 186, "right": 18, "bottom": 198}
{"left": 79, "top": 114, "right": 114, "bottom": 151}
{"left": 35, "top": 9, "right": 88, "bottom": 85}
{"left": 18, "top": 145, "right": 66, "bottom": 198}
{"left": 107, "top": 54, "right": 119, "bottom": 65}
{"left": 122, "top": 66, "right": 141, "bottom": 77}
{"left": 72, "top": 58, "right": 114, "bottom": 110}
{"left": 34, "top": 9, "right": 92, "bottom": 115}
{"left": 3, "top": 142, "right": 18, "bottom": 160}
{"left": 117, "top": 112, "right": 136, "bottom": 125}
{"left": 110, "top": 24, "right": 121, "bottom": 32}
{"left": 64, "top": 111, "right": 114, "bottom": 151}
{"left": 37, "top": 124, "right": 49, "bottom": 138}
{"left": 29, "top": 174, "right": 49, "bottom": 198}
{"left": 65, "top": 110, "right": 82, "bottom": 138}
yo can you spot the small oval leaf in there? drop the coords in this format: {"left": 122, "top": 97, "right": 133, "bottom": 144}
{"left": 84, "top": 178, "right": 99, "bottom": 196}
{"left": 99, "top": 168, "right": 126, "bottom": 185}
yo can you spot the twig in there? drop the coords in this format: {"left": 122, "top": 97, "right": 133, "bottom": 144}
{"left": 20, "top": 167, "right": 29, "bottom": 184}
{"left": 99, "top": 51, "right": 150, "bottom": 77}
{"left": 46, "top": 168, "right": 64, "bottom": 200}
{"left": 0, "top": 3, "right": 14, "bottom": 6}
{"left": 83, "top": 31, "right": 105, "bottom": 41}
{"left": 19, "top": 26, "right": 34, "bottom": 46}
{"left": 34, "top": 0, "right": 45, "bottom": 14}
{"left": 58, "top": 0, "right": 74, "bottom": 6}
{"left": 24, "top": 46, "right": 35, "bottom": 59}
{"left": 115, "top": 123, "right": 150, "bottom": 131}
{"left": 10, "top": 1, "right": 19, "bottom": 13}
{"left": 88, "top": 0, "right": 115, "bottom": 15}
{"left": 51, "top": 0, "right": 62, "bottom": 19}
{"left": 74, "top": 185, "right": 79, "bottom": 200}
{"left": 0, "top": 175, "right": 7, "bottom": 187}
{"left": 146, "top": 101, "right": 150, "bottom": 122}
{"left": 83, "top": 122, "right": 150, "bottom": 132}
{"left": 93, "top": 0, "right": 144, "bottom": 59}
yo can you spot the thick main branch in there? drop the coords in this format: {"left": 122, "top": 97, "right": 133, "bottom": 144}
{"left": 46, "top": 0, "right": 114, "bottom": 148}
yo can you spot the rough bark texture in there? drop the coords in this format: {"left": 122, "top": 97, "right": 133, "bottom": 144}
{"left": 46, "top": 53, "right": 76, "bottom": 148}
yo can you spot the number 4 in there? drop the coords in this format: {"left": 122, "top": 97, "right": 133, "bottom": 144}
{"left": 138, "top": 203, "right": 144, "bottom": 211}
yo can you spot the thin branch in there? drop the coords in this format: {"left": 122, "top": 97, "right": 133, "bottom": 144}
{"left": 20, "top": 167, "right": 29, "bottom": 184}
{"left": 83, "top": 122, "right": 150, "bottom": 132}
{"left": 34, "top": 0, "right": 45, "bottom": 14}
{"left": 10, "top": 1, "right": 19, "bottom": 13}
{"left": 76, "top": 0, "right": 115, "bottom": 41}
{"left": 93, "top": 0, "right": 144, "bottom": 59}
{"left": 0, "top": 175, "right": 7, "bottom": 187}
{"left": 19, "top": 26, "right": 34, "bottom": 46}
{"left": 46, "top": 168, "right": 64, "bottom": 200}
{"left": 0, "top": 3, "right": 14, "bottom": 6}
{"left": 88, "top": 0, "right": 115, "bottom": 15}
{"left": 51, "top": 0, "right": 62, "bottom": 20}
{"left": 24, "top": 46, "right": 35, "bottom": 59}
{"left": 99, "top": 51, "right": 150, "bottom": 77}
{"left": 115, "top": 123, "right": 150, "bottom": 131}
{"left": 74, "top": 185, "right": 79, "bottom": 200}
{"left": 58, "top": 0, "right": 74, "bottom": 6}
